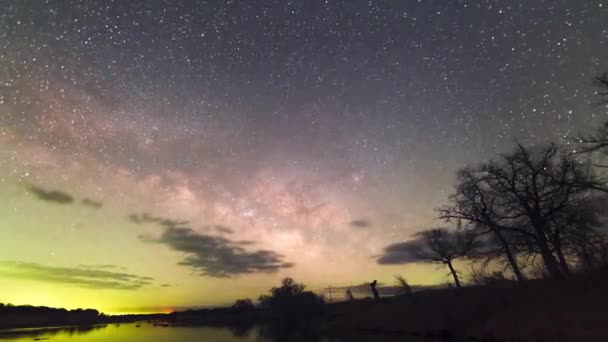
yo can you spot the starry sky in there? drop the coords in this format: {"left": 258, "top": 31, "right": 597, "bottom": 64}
{"left": 1, "top": 0, "right": 607, "bottom": 314}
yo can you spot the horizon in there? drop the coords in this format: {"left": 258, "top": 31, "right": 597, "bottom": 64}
{"left": 1, "top": 1, "right": 607, "bottom": 314}
{"left": 1, "top": 281, "right": 440, "bottom": 315}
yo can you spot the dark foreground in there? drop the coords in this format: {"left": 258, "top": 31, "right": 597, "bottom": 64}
{"left": 167, "top": 275, "right": 607, "bottom": 341}
{"left": 325, "top": 275, "right": 607, "bottom": 341}
{"left": 2, "top": 272, "right": 607, "bottom": 341}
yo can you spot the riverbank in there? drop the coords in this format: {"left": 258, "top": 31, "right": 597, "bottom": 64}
{"left": 161, "top": 273, "right": 608, "bottom": 341}
{"left": 2, "top": 270, "right": 607, "bottom": 341}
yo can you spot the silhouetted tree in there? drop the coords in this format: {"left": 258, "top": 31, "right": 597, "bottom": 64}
{"left": 377, "top": 228, "right": 478, "bottom": 287}
{"left": 258, "top": 277, "right": 305, "bottom": 309}
{"left": 440, "top": 143, "right": 605, "bottom": 279}
{"left": 573, "top": 73, "right": 608, "bottom": 167}
{"left": 575, "top": 122, "right": 608, "bottom": 168}
{"left": 0, "top": 304, "right": 104, "bottom": 329}
{"left": 593, "top": 72, "right": 608, "bottom": 105}
{"left": 232, "top": 298, "right": 255, "bottom": 312}
{"left": 415, "top": 228, "right": 477, "bottom": 288}
{"left": 439, "top": 166, "right": 527, "bottom": 281}
{"left": 258, "top": 277, "right": 323, "bottom": 321}
{"left": 553, "top": 198, "right": 608, "bottom": 270}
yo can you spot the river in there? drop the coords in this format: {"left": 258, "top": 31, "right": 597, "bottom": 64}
{"left": 0, "top": 323, "right": 426, "bottom": 341}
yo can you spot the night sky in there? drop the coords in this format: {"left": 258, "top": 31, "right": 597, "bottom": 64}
{"left": 1, "top": 0, "right": 607, "bottom": 313}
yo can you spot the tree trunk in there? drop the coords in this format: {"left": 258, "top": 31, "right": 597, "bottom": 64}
{"left": 447, "top": 261, "right": 461, "bottom": 288}
{"left": 555, "top": 247, "right": 571, "bottom": 275}
{"left": 577, "top": 243, "right": 596, "bottom": 270}
{"left": 533, "top": 219, "right": 564, "bottom": 279}
{"left": 553, "top": 232, "right": 571, "bottom": 276}
{"left": 537, "top": 237, "right": 564, "bottom": 279}
{"left": 504, "top": 245, "right": 526, "bottom": 281}
{"left": 494, "top": 229, "right": 526, "bottom": 281}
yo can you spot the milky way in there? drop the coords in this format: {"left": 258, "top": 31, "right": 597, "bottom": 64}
{"left": 0, "top": 1, "right": 607, "bottom": 313}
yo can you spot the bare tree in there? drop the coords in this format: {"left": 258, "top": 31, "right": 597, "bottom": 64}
{"left": 440, "top": 143, "right": 605, "bottom": 279}
{"left": 438, "top": 167, "right": 527, "bottom": 281}
{"left": 594, "top": 72, "right": 608, "bottom": 98}
{"left": 552, "top": 197, "right": 608, "bottom": 270}
{"left": 377, "top": 228, "right": 478, "bottom": 288}
{"left": 574, "top": 122, "right": 608, "bottom": 168}
{"left": 573, "top": 73, "right": 608, "bottom": 166}
{"left": 416, "top": 228, "right": 478, "bottom": 288}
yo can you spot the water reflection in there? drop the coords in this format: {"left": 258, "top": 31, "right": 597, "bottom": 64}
{"left": 0, "top": 325, "right": 108, "bottom": 340}
{"left": 0, "top": 323, "right": 429, "bottom": 342}
{"left": 0, "top": 324, "right": 255, "bottom": 342}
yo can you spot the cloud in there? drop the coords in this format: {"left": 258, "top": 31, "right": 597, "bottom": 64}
{"left": 376, "top": 229, "right": 477, "bottom": 265}
{"left": 349, "top": 218, "right": 371, "bottom": 228}
{"left": 27, "top": 185, "right": 103, "bottom": 209}
{"left": 376, "top": 239, "right": 427, "bottom": 265}
{"left": 0, "top": 261, "right": 153, "bottom": 290}
{"left": 81, "top": 198, "right": 103, "bottom": 209}
{"left": 160, "top": 283, "right": 172, "bottom": 287}
{"left": 213, "top": 225, "right": 234, "bottom": 234}
{"left": 78, "top": 264, "right": 127, "bottom": 270}
{"left": 27, "top": 185, "right": 74, "bottom": 204}
{"left": 127, "top": 213, "right": 188, "bottom": 228}
{"left": 143, "top": 227, "right": 293, "bottom": 278}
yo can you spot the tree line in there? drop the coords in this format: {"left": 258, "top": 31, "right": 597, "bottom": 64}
{"left": 0, "top": 303, "right": 103, "bottom": 329}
